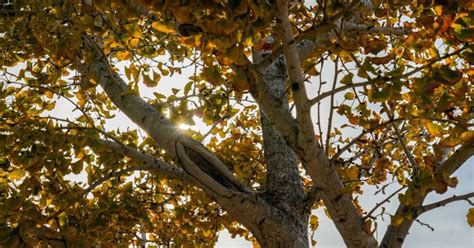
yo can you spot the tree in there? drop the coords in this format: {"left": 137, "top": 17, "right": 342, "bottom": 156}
{"left": 0, "top": 0, "right": 473, "bottom": 247}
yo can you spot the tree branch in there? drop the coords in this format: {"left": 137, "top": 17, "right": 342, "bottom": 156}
{"left": 436, "top": 141, "right": 474, "bottom": 175}
{"left": 269, "top": 2, "right": 378, "bottom": 247}
{"left": 95, "top": 139, "right": 187, "bottom": 181}
{"left": 81, "top": 34, "right": 250, "bottom": 199}
{"left": 417, "top": 192, "right": 474, "bottom": 215}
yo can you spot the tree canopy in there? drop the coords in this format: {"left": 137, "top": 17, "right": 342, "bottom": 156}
{"left": 0, "top": 0, "right": 473, "bottom": 247}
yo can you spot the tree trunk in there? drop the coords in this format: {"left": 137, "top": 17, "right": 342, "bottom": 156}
{"left": 251, "top": 213, "right": 309, "bottom": 248}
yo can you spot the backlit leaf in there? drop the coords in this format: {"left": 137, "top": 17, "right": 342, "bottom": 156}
{"left": 152, "top": 22, "right": 176, "bottom": 34}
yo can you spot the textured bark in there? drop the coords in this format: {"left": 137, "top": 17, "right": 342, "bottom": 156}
{"left": 254, "top": 49, "right": 306, "bottom": 217}
{"left": 272, "top": 2, "right": 378, "bottom": 247}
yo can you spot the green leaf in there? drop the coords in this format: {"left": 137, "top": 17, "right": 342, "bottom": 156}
{"left": 368, "top": 87, "right": 391, "bottom": 102}
{"left": 340, "top": 73, "right": 353, "bottom": 85}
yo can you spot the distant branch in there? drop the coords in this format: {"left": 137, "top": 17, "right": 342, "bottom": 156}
{"left": 417, "top": 192, "right": 474, "bottom": 215}
{"left": 332, "top": 118, "right": 402, "bottom": 161}
{"left": 84, "top": 164, "right": 166, "bottom": 195}
{"left": 309, "top": 81, "right": 372, "bottom": 105}
{"left": 343, "top": 23, "right": 410, "bottom": 36}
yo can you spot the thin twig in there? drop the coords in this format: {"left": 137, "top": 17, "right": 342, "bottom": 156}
{"left": 364, "top": 186, "right": 407, "bottom": 220}
{"left": 326, "top": 57, "right": 339, "bottom": 154}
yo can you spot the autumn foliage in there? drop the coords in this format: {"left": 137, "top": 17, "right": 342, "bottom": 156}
{"left": 0, "top": 0, "right": 473, "bottom": 247}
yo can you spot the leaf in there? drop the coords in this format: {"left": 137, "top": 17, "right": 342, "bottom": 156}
{"left": 309, "top": 215, "right": 319, "bottom": 231}
{"left": 143, "top": 74, "right": 157, "bottom": 87}
{"left": 232, "top": 67, "right": 251, "bottom": 92}
{"left": 368, "top": 87, "right": 391, "bottom": 102}
{"left": 439, "top": 136, "right": 461, "bottom": 148}
{"left": 369, "top": 52, "right": 395, "bottom": 65}
{"left": 460, "top": 131, "right": 474, "bottom": 142}
{"left": 460, "top": 50, "right": 474, "bottom": 64}
{"left": 467, "top": 208, "right": 474, "bottom": 227}
{"left": 345, "top": 166, "right": 359, "bottom": 181}
{"left": 71, "top": 161, "right": 83, "bottom": 174}
{"left": 344, "top": 92, "right": 355, "bottom": 100}
{"left": 45, "top": 102, "right": 56, "bottom": 111}
{"left": 425, "top": 121, "right": 443, "bottom": 137}
{"left": 129, "top": 38, "right": 140, "bottom": 48}
{"left": 9, "top": 169, "right": 25, "bottom": 180}
{"left": 152, "top": 22, "right": 176, "bottom": 34}
{"left": 341, "top": 73, "right": 353, "bottom": 85}
{"left": 116, "top": 50, "right": 131, "bottom": 61}
{"left": 44, "top": 90, "right": 54, "bottom": 99}
{"left": 202, "top": 66, "right": 223, "bottom": 85}
{"left": 365, "top": 39, "right": 386, "bottom": 55}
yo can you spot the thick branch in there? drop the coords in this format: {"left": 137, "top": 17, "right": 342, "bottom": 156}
{"left": 436, "top": 141, "right": 474, "bottom": 175}
{"left": 271, "top": 2, "right": 378, "bottom": 247}
{"left": 82, "top": 35, "right": 249, "bottom": 199}
{"left": 253, "top": 50, "right": 306, "bottom": 215}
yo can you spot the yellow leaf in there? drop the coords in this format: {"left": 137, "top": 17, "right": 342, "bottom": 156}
{"left": 425, "top": 121, "right": 442, "bottom": 137}
{"left": 252, "top": 239, "right": 261, "bottom": 248}
{"left": 460, "top": 131, "right": 474, "bottom": 142}
{"left": 439, "top": 136, "right": 461, "bottom": 148}
{"left": 129, "top": 38, "right": 140, "bottom": 48}
{"left": 116, "top": 50, "right": 131, "bottom": 61}
{"left": 152, "top": 22, "right": 176, "bottom": 34}
{"left": 309, "top": 215, "right": 319, "bottom": 231}
{"left": 467, "top": 208, "right": 474, "bottom": 227}
{"left": 344, "top": 92, "right": 355, "bottom": 100}
{"left": 346, "top": 166, "right": 359, "bottom": 181}
{"left": 44, "top": 90, "right": 54, "bottom": 99}
{"left": 200, "top": 229, "right": 213, "bottom": 239}
{"left": 45, "top": 102, "right": 56, "bottom": 111}
{"left": 9, "top": 169, "right": 25, "bottom": 180}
